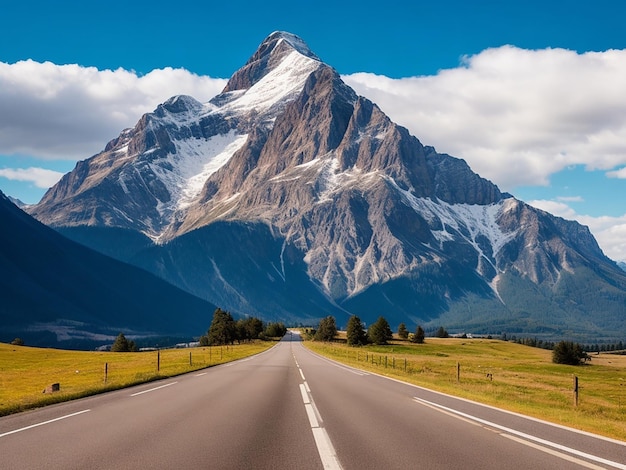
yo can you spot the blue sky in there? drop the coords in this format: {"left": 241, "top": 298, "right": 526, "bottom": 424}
{"left": 2, "top": 0, "right": 626, "bottom": 260}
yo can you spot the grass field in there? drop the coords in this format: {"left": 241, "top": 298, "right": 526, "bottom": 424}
{"left": 304, "top": 337, "right": 626, "bottom": 442}
{"left": 0, "top": 341, "right": 274, "bottom": 417}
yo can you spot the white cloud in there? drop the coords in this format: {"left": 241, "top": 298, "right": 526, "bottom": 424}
{"left": 528, "top": 199, "right": 626, "bottom": 262}
{"left": 527, "top": 199, "right": 578, "bottom": 219}
{"left": 556, "top": 196, "right": 583, "bottom": 203}
{"left": 0, "top": 167, "right": 64, "bottom": 188}
{"left": 343, "top": 46, "right": 626, "bottom": 193}
{"left": 0, "top": 60, "right": 227, "bottom": 160}
{"left": 607, "top": 167, "right": 626, "bottom": 179}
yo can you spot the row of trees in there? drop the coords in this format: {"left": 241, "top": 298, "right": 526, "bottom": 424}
{"left": 199, "top": 308, "right": 287, "bottom": 346}
{"left": 313, "top": 315, "right": 427, "bottom": 346}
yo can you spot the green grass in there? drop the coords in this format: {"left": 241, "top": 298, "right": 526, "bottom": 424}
{"left": 304, "top": 337, "right": 626, "bottom": 441}
{"left": 0, "top": 341, "right": 274, "bottom": 416}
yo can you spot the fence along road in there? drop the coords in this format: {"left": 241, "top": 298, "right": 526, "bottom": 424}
{"left": 1, "top": 333, "right": 625, "bottom": 469}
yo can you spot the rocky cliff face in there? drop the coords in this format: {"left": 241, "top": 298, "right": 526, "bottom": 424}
{"left": 29, "top": 32, "right": 626, "bottom": 340}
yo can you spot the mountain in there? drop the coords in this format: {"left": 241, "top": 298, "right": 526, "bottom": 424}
{"left": 0, "top": 191, "right": 216, "bottom": 348}
{"left": 29, "top": 32, "right": 626, "bottom": 342}
{"left": 7, "top": 195, "right": 27, "bottom": 208}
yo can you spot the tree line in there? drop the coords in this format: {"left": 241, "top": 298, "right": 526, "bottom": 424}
{"left": 108, "top": 308, "right": 287, "bottom": 352}
{"left": 199, "top": 308, "right": 287, "bottom": 346}
{"left": 311, "top": 315, "right": 428, "bottom": 346}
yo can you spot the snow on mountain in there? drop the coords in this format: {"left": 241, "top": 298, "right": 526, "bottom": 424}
{"left": 217, "top": 47, "right": 322, "bottom": 122}
{"left": 150, "top": 130, "right": 249, "bottom": 212}
{"left": 401, "top": 191, "right": 518, "bottom": 266}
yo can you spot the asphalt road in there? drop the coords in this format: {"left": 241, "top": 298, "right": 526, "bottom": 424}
{"left": 1, "top": 333, "right": 625, "bottom": 469}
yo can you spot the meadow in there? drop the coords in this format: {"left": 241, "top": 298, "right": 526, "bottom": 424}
{"left": 0, "top": 341, "right": 274, "bottom": 416}
{"left": 305, "top": 338, "right": 626, "bottom": 441}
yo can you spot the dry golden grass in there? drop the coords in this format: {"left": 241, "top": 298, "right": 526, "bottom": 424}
{"left": 0, "top": 341, "right": 273, "bottom": 416}
{"left": 305, "top": 338, "right": 626, "bottom": 441}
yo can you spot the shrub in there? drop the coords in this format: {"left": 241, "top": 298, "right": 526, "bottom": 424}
{"left": 552, "top": 341, "right": 591, "bottom": 365}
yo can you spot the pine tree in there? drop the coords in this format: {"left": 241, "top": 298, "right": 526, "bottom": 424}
{"left": 208, "top": 308, "right": 237, "bottom": 345}
{"left": 111, "top": 333, "right": 130, "bottom": 352}
{"left": 314, "top": 316, "right": 337, "bottom": 342}
{"left": 552, "top": 341, "right": 590, "bottom": 365}
{"left": 411, "top": 325, "right": 425, "bottom": 344}
{"left": 346, "top": 315, "right": 367, "bottom": 346}
{"left": 397, "top": 323, "right": 409, "bottom": 340}
{"left": 368, "top": 316, "right": 393, "bottom": 345}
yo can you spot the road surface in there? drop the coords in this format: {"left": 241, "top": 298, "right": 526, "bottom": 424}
{"left": 1, "top": 333, "right": 625, "bottom": 469}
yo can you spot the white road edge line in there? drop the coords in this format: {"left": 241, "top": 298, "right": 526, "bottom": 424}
{"left": 302, "top": 346, "right": 368, "bottom": 376}
{"left": 413, "top": 397, "right": 626, "bottom": 470}
{"left": 502, "top": 434, "right": 608, "bottom": 470}
{"left": 130, "top": 381, "right": 178, "bottom": 397}
{"left": 300, "top": 341, "right": 626, "bottom": 448}
{"left": 0, "top": 409, "right": 91, "bottom": 438}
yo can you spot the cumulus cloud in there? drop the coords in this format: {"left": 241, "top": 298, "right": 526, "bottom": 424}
{"left": 0, "top": 167, "right": 64, "bottom": 188}
{"left": 0, "top": 60, "right": 227, "bottom": 160}
{"left": 607, "top": 167, "right": 626, "bottom": 179}
{"left": 528, "top": 199, "right": 626, "bottom": 261}
{"left": 343, "top": 46, "right": 626, "bottom": 193}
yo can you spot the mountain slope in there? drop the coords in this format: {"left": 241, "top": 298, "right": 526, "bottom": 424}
{"left": 29, "top": 32, "right": 626, "bottom": 341}
{"left": 0, "top": 191, "right": 216, "bottom": 348}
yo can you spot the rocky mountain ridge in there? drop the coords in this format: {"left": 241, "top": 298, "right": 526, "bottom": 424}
{"left": 28, "top": 32, "right": 626, "bottom": 341}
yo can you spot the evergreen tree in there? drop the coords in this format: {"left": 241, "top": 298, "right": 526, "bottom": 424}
{"left": 411, "top": 325, "right": 425, "bottom": 344}
{"left": 111, "top": 333, "right": 130, "bottom": 352}
{"left": 234, "top": 317, "right": 264, "bottom": 342}
{"left": 346, "top": 315, "right": 368, "bottom": 346}
{"left": 397, "top": 323, "right": 409, "bottom": 340}
{"left": 368, "top": 316, "right": 393, "bottom": 345}
{"left": 552, "top": 341, "right": 591, "bottom": 365}
{"left": 264, "top": 322, "right": 287, "bottom": 338}
{"left": 435, "top": 326, "right": 449, "bottom": 338}
{"left": 208, "top": 308, "right": 237, "bottom": 345}
{"left": 314, "top": 316, "right": 337, "bottom": 342}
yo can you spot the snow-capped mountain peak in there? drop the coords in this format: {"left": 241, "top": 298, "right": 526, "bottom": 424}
{"left": 28, "top": 32, "right": 626, "bottom": 341}
{"left": 266, "top": 31, "right": 320, "bottom": 60}
{"left": 214, "top": 44, "right": 323, "bottom": 123}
